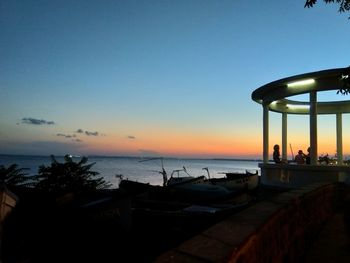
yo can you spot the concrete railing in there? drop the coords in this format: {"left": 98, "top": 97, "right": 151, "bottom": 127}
{"left": 0, "top": 186, "right": 18, "bottom": 223}
{"left": 155, "top": 182, "right": 348, "bottom": 262}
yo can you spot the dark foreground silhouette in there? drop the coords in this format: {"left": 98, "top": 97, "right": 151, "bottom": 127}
{"left": 1, "top": 187, "right": 235, "bottom": 262}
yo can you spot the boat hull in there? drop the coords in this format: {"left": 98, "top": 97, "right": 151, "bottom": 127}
{"left": 209, "top": 171, "right": 259, "bottom": 191}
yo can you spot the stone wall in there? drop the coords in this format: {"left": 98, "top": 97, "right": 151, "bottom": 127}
{"left": 155, "top": 182, "right": 348, "bottom": 263}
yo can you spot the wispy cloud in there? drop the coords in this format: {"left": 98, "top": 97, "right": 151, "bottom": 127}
{"left": 22, "top": 117, "right": 55, "bottom": 125}
{"left": 128, "top": 135, "right": 136, "bottom": 140}
{"left": 75, "top": 129, "right": 101, "bottom": 136}
{"left": 85, "top": 131, "right": 99, "bottom": 136}
{"left": 57, "top": 133, "right": 76, "bottom": 138}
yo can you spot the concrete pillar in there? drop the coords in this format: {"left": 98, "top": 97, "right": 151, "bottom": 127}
{"left": 263, "top": 103, "right": 269, "bottom": 163}
{"left": 336, "top": 113, "right": 343, "bottom": 164}
{"left": 310, "top": 91, "right": 318, "bottom": 165}
{"left": 282, "top": 112, "right": 288, "bottom": 162}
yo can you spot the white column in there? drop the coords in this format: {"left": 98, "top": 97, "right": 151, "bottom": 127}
{"left": 336, "top": 113, "right": 343, "bottom": 164}
{"left": 282, "top": 112, "right": 287, "bottom": 162}
{"left": 310, "top": 91, "right": 318, "bottom": 165}
{"left": 263, "top": 103, "right": 269, "bottom": 163}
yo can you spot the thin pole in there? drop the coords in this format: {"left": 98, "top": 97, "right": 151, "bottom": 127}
{"left": 289, "top": 143, "right": 294, "bottom": 161}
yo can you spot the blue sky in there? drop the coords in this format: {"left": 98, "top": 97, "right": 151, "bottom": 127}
{"left": 1, "top": 0, "right": 349, "bottom": 158}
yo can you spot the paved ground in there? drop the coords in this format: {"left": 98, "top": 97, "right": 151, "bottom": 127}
{"left": 303, "top": 210, "right": 350, "bottom": 263}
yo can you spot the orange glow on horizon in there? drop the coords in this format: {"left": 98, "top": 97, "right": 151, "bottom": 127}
{"left": 75, "top": 127, "right": 350, "bottom": 159}
{"left": 79, "top": 130, "right": 263, "bottom": 158}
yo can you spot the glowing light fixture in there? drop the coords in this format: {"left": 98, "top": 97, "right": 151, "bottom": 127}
{"left": 286, "top": 104, "right": 310, "bottom": 110}
{"left": 287, "top": 79, "right": 315, "bottom": 88}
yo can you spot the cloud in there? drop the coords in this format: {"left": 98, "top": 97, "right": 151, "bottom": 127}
{"left": 57, "top": 133, "right": 81, "bottom": 142}
{"left": 75, "top": 129, "right": 101, "bottom": 136}
{"left": 128, "top": 135, "right": 136, "bottom": 140}
{"left": 57, "top": 133, "right": 76, "bottom": 138}
{"left": 85, "top": 131, "right": 99, "bottom": 136}
{"left": 22, "top": 117, "right": 55, "bottom": 125}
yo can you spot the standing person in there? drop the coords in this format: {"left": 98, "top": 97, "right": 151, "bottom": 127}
{"left": 273, "top": 144, "right": 281, "bottom": 163}
{"left": 295, "top": 150, "right": 306, "bottom": 164}
{"left": 305, "top": 147, "right": 311, "bottom": 164}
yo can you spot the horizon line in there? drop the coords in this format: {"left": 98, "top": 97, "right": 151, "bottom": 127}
{"left": 0, "top": 153, "right": 263, "bottom": 162}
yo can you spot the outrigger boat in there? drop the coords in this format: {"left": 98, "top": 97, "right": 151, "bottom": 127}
{"left": 119, "top": 158, "right": 258, "bottom": 203}
{"left": 203, "top": 168, "right": 259, "bottom": 191}
{"left": 119, "top": 167, "right": 234, "bottom": 203}
{"left": 166, "top": 167, "right": 206, "bottom": 186}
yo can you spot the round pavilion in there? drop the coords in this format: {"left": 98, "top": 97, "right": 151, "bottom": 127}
{"left": 251, "top": 67, "right": 350, "bottom": 188}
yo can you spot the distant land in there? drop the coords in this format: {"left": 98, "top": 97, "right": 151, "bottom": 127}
{"left": 0, "top": 153, "right": 263, "bottom": 162}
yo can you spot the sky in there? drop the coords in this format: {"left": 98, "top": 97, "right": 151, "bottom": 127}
{"left": 1, "top": 0, "right": 350, "bottom": 159}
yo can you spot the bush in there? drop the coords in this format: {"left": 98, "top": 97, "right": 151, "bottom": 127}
{"left": 32, "top": 155, "right": 111, "bottom": 195}
{"left": 0, "top": 164, "right": 30, "bottom": 188}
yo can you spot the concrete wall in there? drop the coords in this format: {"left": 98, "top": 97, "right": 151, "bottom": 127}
{"left": 259, "top": 163, "right": 350, "bottom": 188}
{"left": 0, "top": 188, "right": 18, "bottom": 223}
{"left": 155, "top": 182, "right": 348, "bottom": 263}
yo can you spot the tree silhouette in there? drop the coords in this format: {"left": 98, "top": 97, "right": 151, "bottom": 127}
{"left": 305, "top": 0, "right": 350, "bottom": 17}
{"left": 337, "top": 69, "right": 350, "bottom": 95}
{"left": 0, "top": 164, "right": 30, "bottom": 188}
{"left": 304, "top": 3, "right": 350, "bottom": 94}
{"left": 33, "top": 155, "right": 111, "bottom": 195}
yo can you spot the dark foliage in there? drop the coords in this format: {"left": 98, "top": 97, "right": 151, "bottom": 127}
{"left": 32, "top": 154, "right": 111, "bottom": 195}
{"left": 0, "top": 164, "right": 30, "bottom": 188}
{"left": 337, "top": 67, "right": 350, "bottom": 95}
{"left": 304, "top": 3, "right": 349, "bottom": 92}
{"left": 305, "top": 0, "right": 350, "bottom": 17}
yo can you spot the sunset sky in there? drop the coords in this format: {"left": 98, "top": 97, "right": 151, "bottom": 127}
{"left": 1, "top": 0, "right": 350, "bottom": 159}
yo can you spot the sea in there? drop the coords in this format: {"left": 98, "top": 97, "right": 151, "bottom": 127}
{"left": 0, "top": 155, "right": 261, "bottom": 188}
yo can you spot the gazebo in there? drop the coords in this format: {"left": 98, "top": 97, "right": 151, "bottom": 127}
{"left": 252, "top": 67, "right": 350, "bottom": 188}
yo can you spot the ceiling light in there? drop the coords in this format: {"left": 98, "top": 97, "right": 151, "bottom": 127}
{"left": 287, "top": 79, "right": 315, "bottom": 88}
{"left": 286, "top": 104, "right": 310, "bottom": 110}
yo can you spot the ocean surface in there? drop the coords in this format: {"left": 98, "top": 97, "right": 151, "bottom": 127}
{"left": 0, "top": 155, "right": 261, "bottom": 188}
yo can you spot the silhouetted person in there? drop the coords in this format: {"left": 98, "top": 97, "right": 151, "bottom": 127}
{"left": 305, "top": 147, "right": 311, "bottom": 164}
{"left": 295, "top": 150, "right": 305, "bottom": 164}
{"left": 273, "top": 144, "right": 281, "bottom": 163}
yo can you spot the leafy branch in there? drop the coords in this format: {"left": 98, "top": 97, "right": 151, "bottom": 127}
{"left": 337, "top": 67, "right": 350, "bottom": 95}
{"left": 305, "top": 0, "right": 350, "bottom": 18}
{"left": 0, "top": 164, "right": 30, "bottom": 188}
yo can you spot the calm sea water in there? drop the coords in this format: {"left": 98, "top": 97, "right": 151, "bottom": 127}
{"left": 0, "top": 155, "right": 261, "bottom": 188}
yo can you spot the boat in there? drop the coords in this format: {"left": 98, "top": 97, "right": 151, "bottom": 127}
{"left": 119, "top": 179, "right": 254, "bottom": 228}
{"left": 119, "top": 174, "right": 235, "bottom": 203}
{"left": 166, "top": 167, "right": 206, "bottom": 186}
{"left": 167, "top": 180, "right": 234, "bottom": 202}
{"left": 203, "top": 168, "right": 259, "bottom": 191}
{"left": 139, "top": 158, "right": 206, "bottom": 187}
{"left": 131, "top": 194, "right": 252, "bottom": 231}
{"left": 124, "top": 184, "right": 254, "bottom": 261}
{"left": 120, "top": 159, "right": 253, "bottom": 203}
